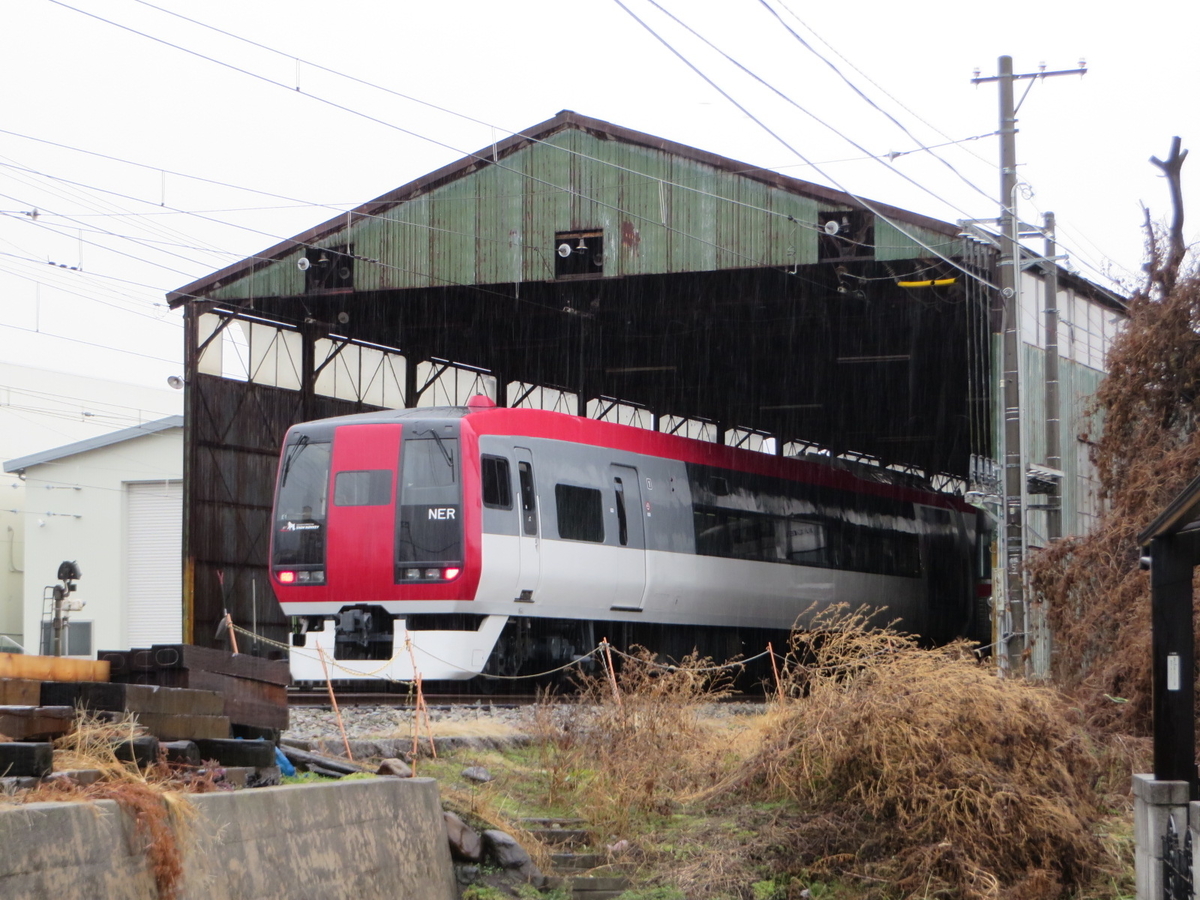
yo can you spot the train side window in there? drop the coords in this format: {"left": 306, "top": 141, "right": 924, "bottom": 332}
{"left": 555, "top": 484, "right": 605, "bottom": 543}
{"left": 482, "top": 456, "right": 512, "bottom": 509}
{"left": 728, "top": 513, "right": 779, "bottom": 561}
{"left": 334, "top": 469, "right": 392, "bottom": 506}
{"left": 787, "top": 517, "right": 827, "bottom": 565}
{"left": 518, "top": 461, "right": 538, "bottom": 536}
{"left": 613, "top": 477, "right": 628, "bottom": 546}
{"left": 693, "top": 507, "right": 782, "bottom": 562}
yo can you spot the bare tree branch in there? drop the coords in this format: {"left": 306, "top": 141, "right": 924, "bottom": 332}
{"left": 1150, "top": 136, "right": 1188, "bottom": 291}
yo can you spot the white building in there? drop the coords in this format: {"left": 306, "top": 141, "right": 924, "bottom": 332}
{"left": 3, "top": 417, "right": 183, "bottom": 657}
{"left": 0, "top": 362, "right": 182, "bottom": 651}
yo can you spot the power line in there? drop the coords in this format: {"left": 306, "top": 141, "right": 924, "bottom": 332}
{"left": 18, "top": 3, "right": 963, "bottom": 299}
{"left": 611, "top": 0, "right": 997, "bottom": 291}
{"left": 0, "top": 320, "right": 180, "bottom": 367}
{"left": 759, "top": 0, "right": 997, "bottom": 206}
{"left": 0, "top": 145, "right": 224, "bottom": 265}
{"left": 774, "top": 1, "right": 998, "bottom": 172}
{"left": 120, "top": 0, "right": 851, "bottom": 237}
{"left": 0, "top": 259, "right": 183, "bottom": 328}
{"left": 640, "top": 0, "right": 986, "bottom": 225}
{"left": 49, "top": 0, "right": 894, "bottom": 263}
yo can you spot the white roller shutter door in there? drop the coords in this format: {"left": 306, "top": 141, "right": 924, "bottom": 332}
{"left": 126, "top": 480, "right": 182, "bottom": 646}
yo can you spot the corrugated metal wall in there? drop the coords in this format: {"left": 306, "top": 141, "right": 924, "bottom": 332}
{"left": 1021, "top": 345, "right": 1106, "bottom": 542}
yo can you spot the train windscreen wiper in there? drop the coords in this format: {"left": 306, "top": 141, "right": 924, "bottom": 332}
{"left": 280, "top": 434, "right": 309, "bottom": 487}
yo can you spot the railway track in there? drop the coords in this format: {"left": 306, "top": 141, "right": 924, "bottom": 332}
{"left": 287, "top": 690, "right": 538, "bottom": 708}
{"left": 287, "top": 688, "right": 764, "bottom": 708}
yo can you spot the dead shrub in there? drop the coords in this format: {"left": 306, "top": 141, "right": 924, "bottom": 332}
{"left": 712, "top": 609, "right": 1109, "bottom": 899}
{"left": 1028, "top": 230, "right": 1200, "bottom": 734}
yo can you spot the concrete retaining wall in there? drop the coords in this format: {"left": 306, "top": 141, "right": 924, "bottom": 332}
{"left": 0, "top": 778, "right": 457, "bottom": 900}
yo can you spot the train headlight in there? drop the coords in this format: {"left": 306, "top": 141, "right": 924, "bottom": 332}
{"left": 311, "top": 571, "right": 324, "bottom": 583}
{"left": 404, "top": 568, "right": 421, "bottom": 580}
{"left": 442, "top": 567, "right": 461, "bottom": 580}
{"left": 278, "top": 571, "right": 296, "bottom": 584}
{"left": 423, "top": 568, "right": 440, "bottom": 579}
{"left": 298, "top": 571, "right": 310, "bottom": 582}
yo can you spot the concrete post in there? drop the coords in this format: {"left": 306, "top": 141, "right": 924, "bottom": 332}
{"left": 1134, "top": 773, "right": 1191, "bottom": 899}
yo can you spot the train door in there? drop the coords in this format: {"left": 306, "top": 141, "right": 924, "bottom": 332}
{"left": 513, "top": 447, "right": 541, "bottom": 600}
{"left": 608, "top": 463, "right": 647, "bottom": 611}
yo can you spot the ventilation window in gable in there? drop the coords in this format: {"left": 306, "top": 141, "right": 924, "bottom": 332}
{"left": 554, "top": 231, "right": 604, "bottom": 279}
{"left": 817, "top": 211, "right": 874, "bottom": 261}
{"left": 302, "top": 245, "right": 354, "bottom": 292}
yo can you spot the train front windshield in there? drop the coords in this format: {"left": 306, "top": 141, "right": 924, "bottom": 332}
{"left": 273, "top": 435, "right": 331, "bottom": 569}
{"left": 396, "top": 435, "right": 463, "bottom": 576}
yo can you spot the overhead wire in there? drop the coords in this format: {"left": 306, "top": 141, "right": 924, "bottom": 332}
{"left": 3, "top": 199, "right": 205, "bottom": 279}
{"left": 29, "top": 1, "right": 1126, "bottom": 305}
{"left": 765, "top": 1, "right": 1131, "bottom": 294}
{"left": 0, "top": 382, "right": 180, "bottom": 420}
{"left": 0, "top": 145, "right": 227, "bottom": 268}
{"left": 611, "top": 0, "right": 997, "bottom": 291}
{"left": 11, "top": 1, "right": 966, "bottom": 320}
{"left": 22, "top": 0, "right": 1122, "bottom": 391}
{"left": 47, "top": 0, "right": 779, "bottom": 277}
{"left": 0, "top": 318, "right": 181, "bottom": 366}
{"left": 49, "top": 0, "right": 965, "bottom": 282}
{"left": 0, "top": 159, "right": 536, "bottom": 309}
{"left": 122, "top": 0, "right": 881, "bottom": 240}
{"left": 0, "top": 259, "right": 183, "bottom": 327}
{"left": 640, "top": 0, "right": 987, "bottom": 226}
{"left": 774, "top": 1, "right": 998, "bottom": 172}
{"left": 758, "top": 0, "right": 997, "bottom": 207}
{"left": 733, "top": 132, "right": 998, "bottom": 175}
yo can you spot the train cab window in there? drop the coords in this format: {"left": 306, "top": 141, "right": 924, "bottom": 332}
{"left": 396, "top": 436, "right": 462, "bottom": 566}
{"left": 482, "top": 456, "right": 513, "bottom": 509}
{"left": 273, "top": 437, "right": 331, "bottom": 567}
{"left": 613, "top": 477, "right": 628, "bottom": 546}
{"left": 555, "top": 484, "right": 604, "bottom": 543}
{"left": 334, "top": 469, "right": 392, "bottom": 506}
{"left": 518, "top": 461, "right": 538, "bottom": 536}
{"left": 402, "top": 437, "right": 457, "bottom": 490}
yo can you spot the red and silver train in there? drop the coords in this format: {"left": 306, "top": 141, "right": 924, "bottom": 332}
{"left": 269, "top": 397, "right": 991, "bottom": 682}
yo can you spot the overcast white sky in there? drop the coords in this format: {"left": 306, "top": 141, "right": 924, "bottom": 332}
{"left": 1, "top": 0, "right": 1196, "bottom": 394}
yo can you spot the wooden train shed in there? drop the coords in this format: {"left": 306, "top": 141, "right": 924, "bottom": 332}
{"left": 168, "top": 110, "right": 1121, "bottom": 654}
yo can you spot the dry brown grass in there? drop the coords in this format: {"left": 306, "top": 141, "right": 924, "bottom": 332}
{"left": 518, "top": 613, "right": 1134, "bottom": 899}
{"left": 539, "top": 647, "right": 739, "bottom": 836}
{"left": 706, "top": 608, "right": 1123, "bottom": 899}
{"left": 6, "top": 713, "right": 223, "bottom": 900}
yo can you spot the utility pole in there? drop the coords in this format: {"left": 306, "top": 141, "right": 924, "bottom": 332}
{"left": 972, "top": 57, "right": 1086, "bottom": 676}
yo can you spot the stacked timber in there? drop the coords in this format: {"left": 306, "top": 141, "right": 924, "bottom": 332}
{"left": 0, "top": 647, "right": 289, "bottom": 784}
{"left": 40, "top": 681, "right": 230, "bottom": 741}
{"left": 99, "top": 644, "right": 290, "bottom": 736}
{"left": 0, "top": 654, "right": 109, "bottom": 682}
{"left": 0, "top": 656, "right": 111, "bottom": 744}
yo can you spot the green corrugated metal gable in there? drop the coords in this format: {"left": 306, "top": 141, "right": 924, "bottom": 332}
{"left": 191, "top": 112, "right": 965, "bottom": 305}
